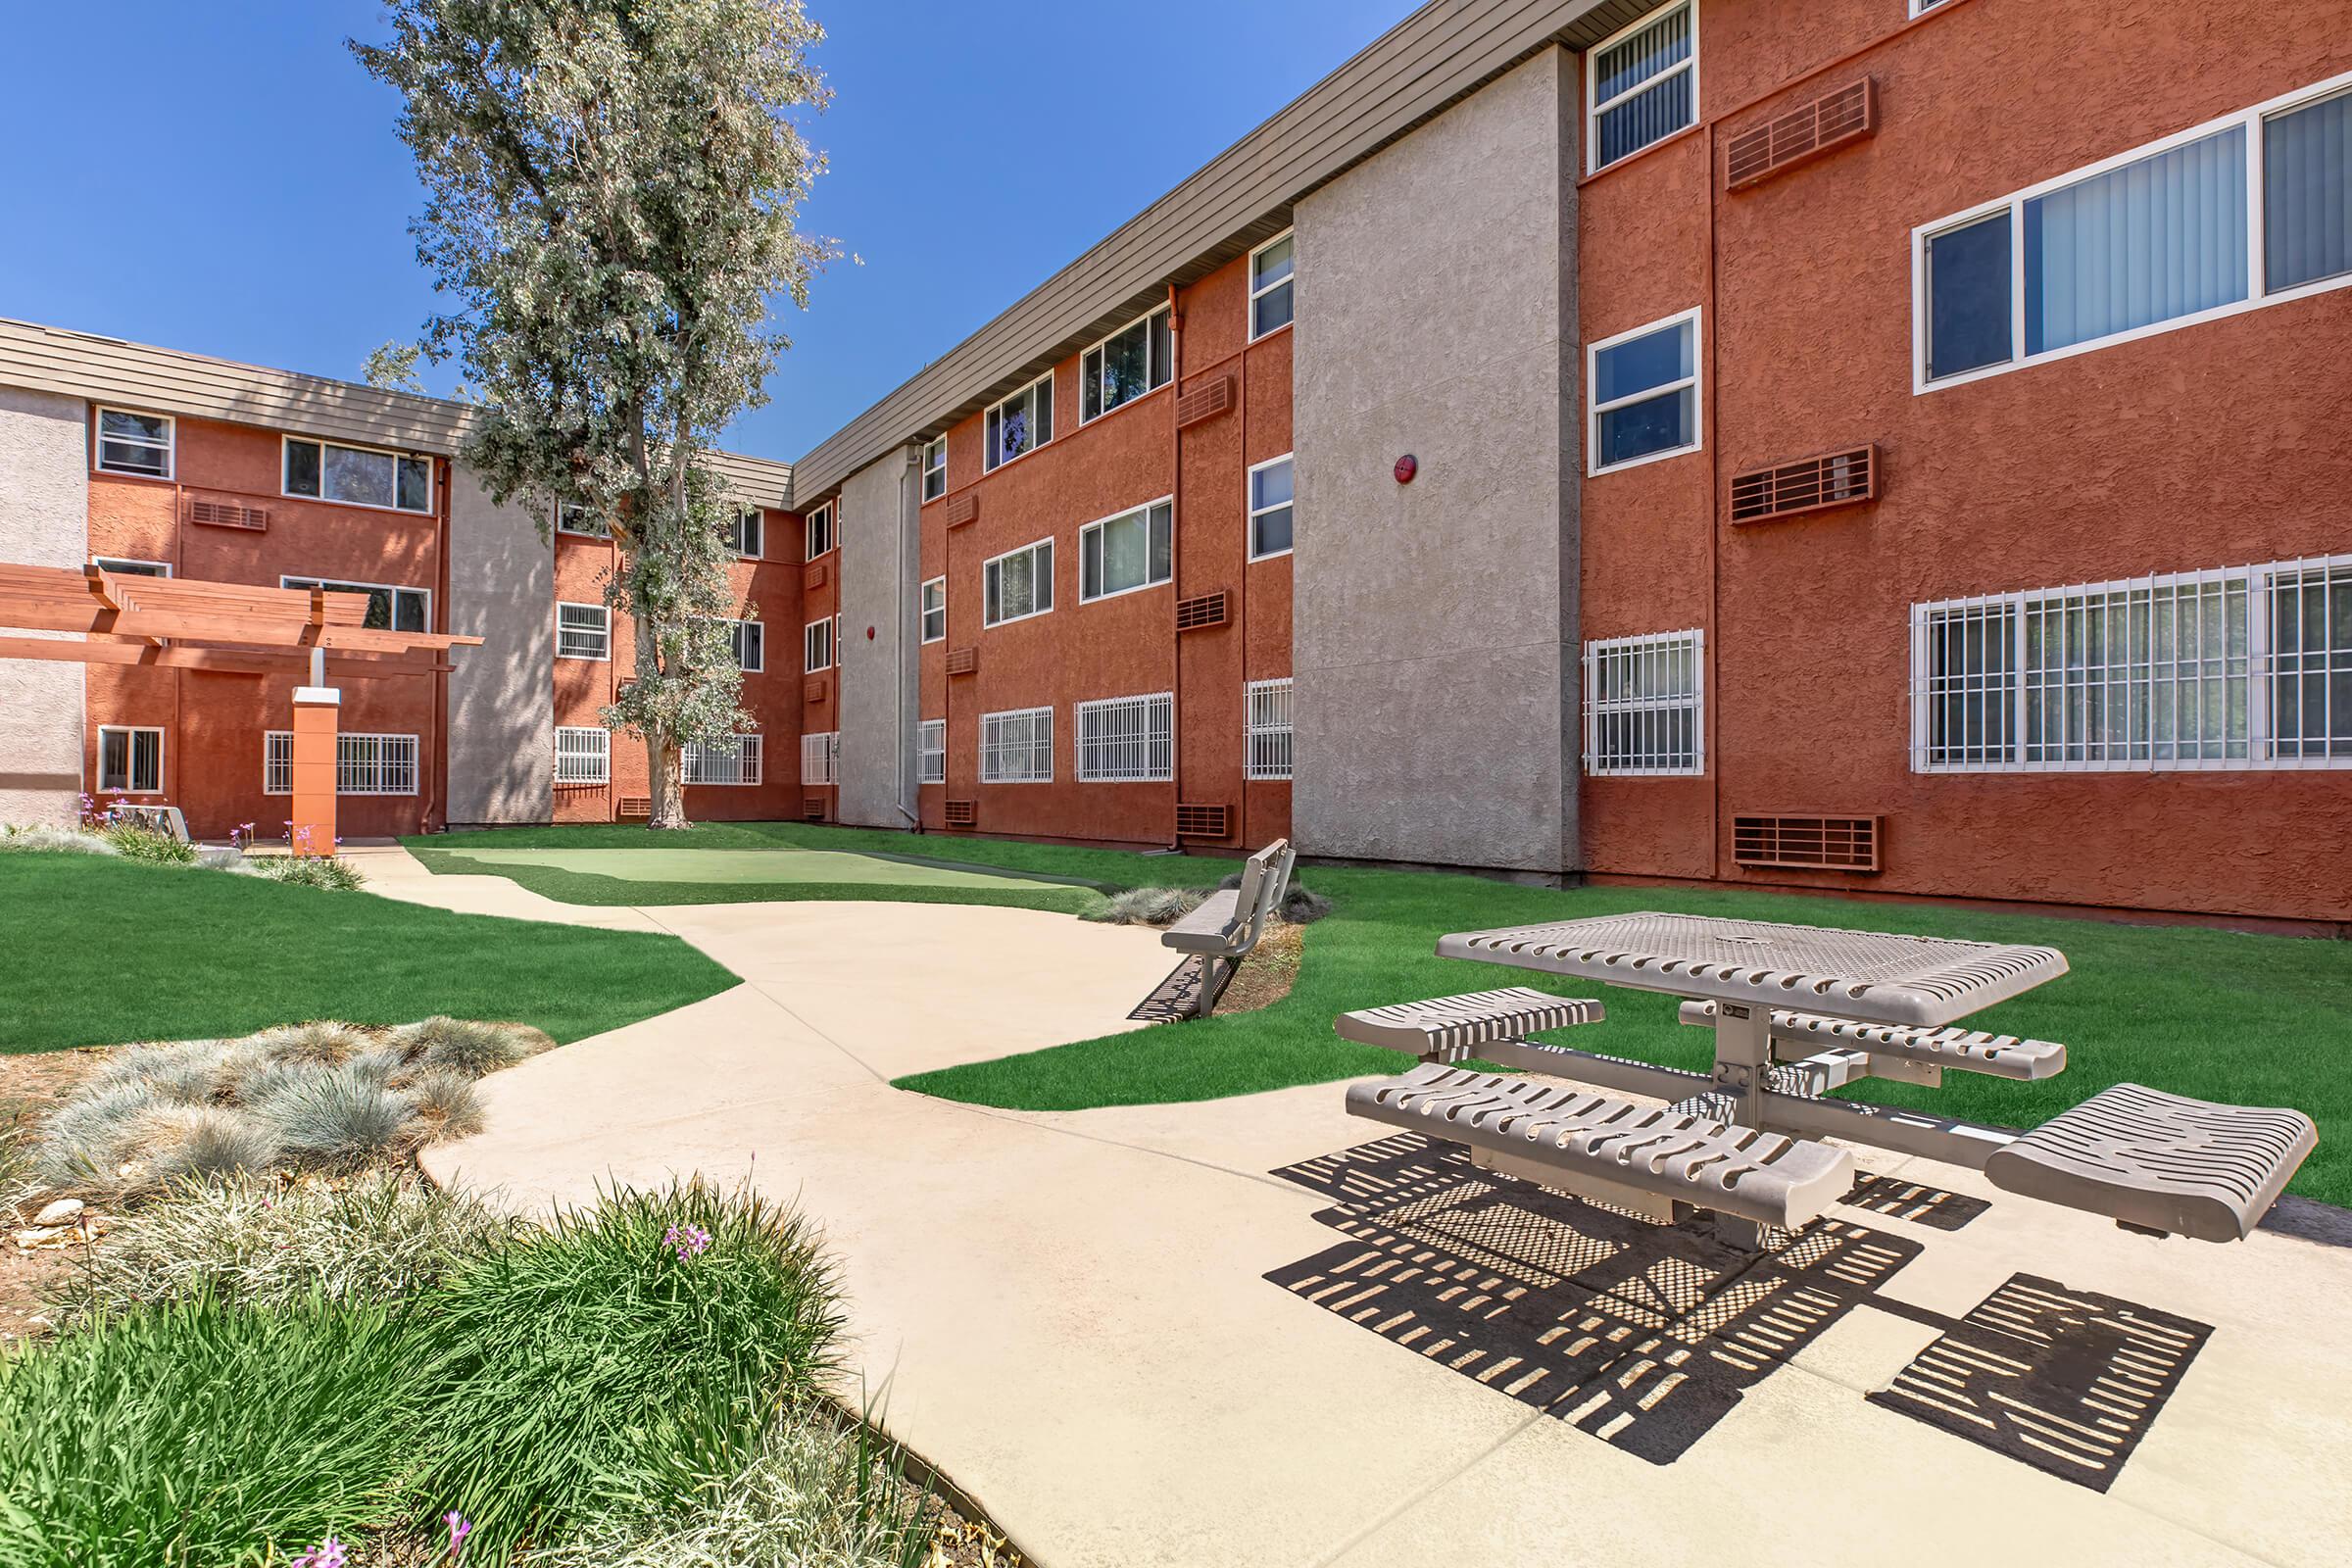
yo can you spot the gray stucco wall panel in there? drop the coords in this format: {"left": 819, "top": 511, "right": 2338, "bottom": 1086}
{"left": 1292, "top": 49, "right": 1579, "bottom": 873}
{"left": 444, "top": 467, "right": 554, "bottom": 826}
{"left": 0, "top": 386, "right": 88, "bottom": 825}
{"left": 834, "top": 447, "right": 917, "bottom": 827}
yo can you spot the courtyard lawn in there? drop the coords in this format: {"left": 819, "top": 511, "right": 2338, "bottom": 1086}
{"left": 0, "top": 853, "right": 738, "bottom": 1053}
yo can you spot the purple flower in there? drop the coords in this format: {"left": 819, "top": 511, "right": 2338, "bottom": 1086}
{"left": 292, "top": 1537, "right": 348, "bottom": 1568}
{"left": 444, "top": 1510, "right": 472, "bottom": 1559}
{"left": 662, "top": 1221, "right": 712, "bottom": 1262}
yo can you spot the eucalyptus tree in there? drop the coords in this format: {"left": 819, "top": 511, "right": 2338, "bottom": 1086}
{"left": 356, "top": 0, "right": 830, "bottom": 827}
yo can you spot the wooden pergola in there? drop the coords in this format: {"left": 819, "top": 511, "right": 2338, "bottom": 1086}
{"left": 0, "top": 564, "right": 482, "bottom": 853}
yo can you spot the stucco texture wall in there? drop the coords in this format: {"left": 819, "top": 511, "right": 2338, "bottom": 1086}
{"left": 447, "top": 467, "right": 553, "bottom": 826}
{"left": 1292, "top": 46, "right": 1580, "bottom": 873}
{"left": 0, "top": 386, "right": 88, "bottom": 825}
{"left": 835, "top": 447, "right": 916, "bottom": 827}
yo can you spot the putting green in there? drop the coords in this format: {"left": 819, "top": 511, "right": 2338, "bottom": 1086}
{"left": 446, "top": 845, "right": 1076, "bottom": 891}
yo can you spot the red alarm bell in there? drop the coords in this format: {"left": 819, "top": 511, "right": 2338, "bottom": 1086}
{"left": 1394, "top": 454, "right": 1418, "bottom": 484}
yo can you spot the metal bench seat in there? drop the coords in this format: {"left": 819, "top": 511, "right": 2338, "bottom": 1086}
{"left": 1152, "top": 839, "right": 1297, "bottom": 1019}
{"left": 1679, "top": 1001, "right": 2066, "bottom": 1081}
{"left": 1984, "top": 1083, "right": 2318, "bottom": 1243}
{"left": 1347, "top": 1063, "right": 1855, "bottom": 1231}
{"left": 1163, "top": 888, "right": 1247, "bottom": 954}
{"left": 1335, "top": 987, "right": 1605, "bottom": 1061}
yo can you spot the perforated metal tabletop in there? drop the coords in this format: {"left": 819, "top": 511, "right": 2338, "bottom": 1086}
{"left": 1438, "top": 911, "right": 2069, "bottom": 1027}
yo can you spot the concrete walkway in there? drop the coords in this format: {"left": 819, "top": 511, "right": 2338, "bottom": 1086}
{"left": 383, "top": 846, "right": 2352, "bottom": 1568}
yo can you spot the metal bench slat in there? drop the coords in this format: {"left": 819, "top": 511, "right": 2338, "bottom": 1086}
{"left": 1769, "top": 1011, "right": 2067, "bottom": 1081}
{"left": 1335, "top": 987, "right": 1605, "bottom": 1060}
{"left": 1163, "top": 889, "right": 1244, "bottom": 951}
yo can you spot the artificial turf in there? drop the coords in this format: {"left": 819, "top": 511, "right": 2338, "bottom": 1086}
{"left": 0, "top": 853, "right": 739, "bottom": 1053}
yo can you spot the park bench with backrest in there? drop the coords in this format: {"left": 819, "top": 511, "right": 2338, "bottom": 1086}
{"left": 110, "top": 804, "right": 190, "bottom": 842}
{"left": 1157, "top": 838, "right": 1296, "bottom": 1019}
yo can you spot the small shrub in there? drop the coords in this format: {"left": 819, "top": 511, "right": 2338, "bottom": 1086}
{"left": 1082, "top": 886, "right": 1209, "bottom": 926}
{"left": 1216, "top": 870, "right": 1333, "bottom": 925}
{"left": 402, "top": 1015, "right": 545, "bottom": 1077}
{"left": 403, "top": 1068, "right": 485, "bottom": 1144}
{"left": 101, "top": 822, "right": 198, "bottom": 864}
{"left": 0, "top": 824, "right": 117, "bottom": 856}
{"left": 249, "top": 1020, "right": 368, "bottom": 1067}
{"left": 252, "top": 1063, "right": 420, "bottom": 1168}
{"left": 251, "top": 855, "right": 367, "bottom": 891}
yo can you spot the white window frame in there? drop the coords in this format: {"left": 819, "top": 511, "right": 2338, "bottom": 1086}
{"left": 1073, "top": 692, "right": 1174, "bottom": 783}
{"left": 803, "top": 615, "right": 834, "bottom": 673}
{"left": 1245, "top": 677, "right": 1295, "bottom": 781}
{"left": 803, "top": 499, "right": 834, "bottom": 561}
{"left": 917, "top": 718, "right": 946, "bottom": 784}
{"left": 919, "top": 575, "right": 947, "bottom": 643}
{"left": 1909, "top": 553, "right": 2352, "bottom": 773}
{"left": 1249, "top": 230, "right": 1296, "bottom": 341}
{"left": 979, "top": 706, "right": 1055, "bottom": 784}
{"left": 1585, "top": 0, "right": 1699, "bottom": 176}
{"left": 94, "top": 408, "right": 174, "bottom": 479}
{"left": 92, "top": 557, "right": 172, "bottom": 577}
{"left": 557, "top": 601, "right": 612, "bottom": 661}
{"left": 800, "top": 730, "right": 839, "bottom": 786}
{"left": 982, "top": 536, "right": 1055, "bottom": 628}
{"left": 684, "top": 733, "right": 763, "bottom": 786}
{"left": 555, "top": 726, "right": 611, "bottom": 785}
{"left": 96, "top": 725, "right": 165, "bottom": 794}
{"left": 921, "top": 437, "right": 947, "bottom": 502}
{"left": 1080, "top": 306, "right": 1174, "bottom": 424}
{"left": 280, "top": 435, "right": 434, "bottom": 515}
{"left": 265, "top": 731, "right": 419, "bottom": 796}
{"left": 1247, "top": 454, "right": 1295, "bottom": 562}
{"left": 983, "top": 372, "right": 1055, "bottom": 472}
{"left": 1587, "top": 308, "right": 1703, "bottom": 476}
{"left": 556, "top": 503, "right": 610, "bottom": 538}
{"left": 1913, "top": 70, "right": 2352, "bottom": 394}
{"left": 726, "top": 506, "right": 765, "bottom": 560}
{"left": 1583, "top": 629, "right": 1706, "bottom": 777}
{"left": 1078, "top": 498, "right": 1174, "bottom": 604}
{"left": 727, "top": 617, "right": 764, "bottom": 672}
{"left": 1909, "top": 0, "right": 1958, "bottom": 15}
{"left": 281, "top": 574, "right": 432, "bottom": 634}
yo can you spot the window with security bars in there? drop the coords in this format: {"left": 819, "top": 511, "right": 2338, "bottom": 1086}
{"left": 917, "top": 719, "right": 946, "bottom": 784}
{"left": 265, "top": 732, "right": 419, "bottom": 795}
{"left": 555, "top": 727, "right": 611, "bottom": 784}
{"left": 557, "top": 602, "right": 610, "bottom": 660}
{"left": 1584, "top": 630, "right": 1704, "bottom": 775}
{"left": 1075, "top": 693, "right": 1173, "bottom": 782}
{"left": 1245, "top": 678, "right": 1295, "bottom": 780}
{"left": 979, "top": 707, "right": 1054, "bottom": 783}
{"left": 683, "top": 734, "right": 762, "bottom": 785}
{"left": 799, "top": 730, "right": 839, "bottom": 785}
{"left": 1911, "top": 557, "right": 2350, "bottom": 770}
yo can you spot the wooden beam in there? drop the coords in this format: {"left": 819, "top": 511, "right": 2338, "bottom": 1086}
{"left": 0, "top": 636, "right": 450, "bottom": 679}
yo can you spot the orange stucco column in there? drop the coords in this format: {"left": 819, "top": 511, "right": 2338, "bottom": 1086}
{"left": 289, "top": 685, "right": 339, "bottom": 858}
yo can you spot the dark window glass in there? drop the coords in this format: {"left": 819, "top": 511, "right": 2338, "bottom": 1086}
{"left": 1928, "top": 211, "right": 2014, "bottom": 379}
{"left": 2266, "top": 89, "right": 2352, "bottom": 293}
{"left": 284, "top": 439, "right": 322, "bottom": 497}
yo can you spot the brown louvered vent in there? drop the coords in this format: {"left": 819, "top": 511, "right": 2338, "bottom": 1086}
{"left": 617, "top": 795, "right": 652, "bottom": 821}
{"left": 1732, "top": 445, "right": 1877, "bottom": 523}
{"left": 943, "top": 493, "right": 979, "bottom": 529}
{"left": 185, "top": 494, "right": 269, "bottom": 531}
{"left": 1733, "top": 814, "right": 1881, "bottom": 872}
{"left": 1175, "top": 803, "right": 1230, "bottom": 840}
{"left": 805, "top": 560, "right": 828, "bottom": 589}
{"left": 804, "top": 676, "right": 829, "bottom": 704}
{"left": 1726, "top": 77, "right": 1877, "bottom": 190}
{"left": 943, "top": 799, "right": 978, "bottom": 828}
{"left": 1175, "top": 375, "right": 1234, "bottom": 429}
{"left": 1175, "top": 590, "right": 1229, "bottom": 631}
{"left": 803, "top": 797, "right": 827, "bottom": 821}
{"left": 945, "top": 645, "right": 978, "bottom": 676}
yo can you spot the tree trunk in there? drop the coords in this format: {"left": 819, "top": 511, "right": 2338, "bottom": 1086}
{"left": 646, "top": 729, "right": 689, "bottom": 830}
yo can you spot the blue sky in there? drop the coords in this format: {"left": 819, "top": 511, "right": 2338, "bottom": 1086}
{"left": 0, "top": 0, "right": 1411, "bottom": 462}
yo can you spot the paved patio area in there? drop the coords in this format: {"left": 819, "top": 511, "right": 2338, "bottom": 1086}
{"left": 375, "top": 846, "right": 2352, "bottom": 1568}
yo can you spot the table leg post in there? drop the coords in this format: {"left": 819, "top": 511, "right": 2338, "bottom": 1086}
{"left": 1710, "top": 1002, "right": 1773, "bottom": 1127}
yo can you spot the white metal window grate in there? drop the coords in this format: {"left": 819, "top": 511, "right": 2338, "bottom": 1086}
{"left": 1911, "top": 556, "right": 2351, "bottom": 771}
{"left": 555, "top": 726, "right": 611, "bottom": 784}
{"left": 980, "top": 707, "right": 1054, "bottom": 783}
{"left": 265, "top": 732, "right": 419, "bottom": 796}
{"left": 683, "top": 734, "right": 762, "bottom": 785}
{"left": 1075, "top": 693, "right": 1173, "bottom": 782}
{"left": 557, "top": 602, "right": 610, "bottom": 660}
{"left": 1245, "top": 678, "right": 1295, "bottom": 780}
{"left": 917, "top": 719, "right": 946, "bottom": 784}
{"left": 1584, "top": 630, "right": 1705, "bottom": 776}
{"left": 799, "top": 730, "right": 839, "bottom": 785}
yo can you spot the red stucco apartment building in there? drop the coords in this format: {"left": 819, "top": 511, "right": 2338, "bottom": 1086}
{"left": 3, "top": 0, "right": 2346, "bottom": 927}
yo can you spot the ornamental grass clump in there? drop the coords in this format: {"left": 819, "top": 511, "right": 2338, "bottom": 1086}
{"left": 402, "top": 1015, "right": 549, "bottom": 1077}
{"left": 402, "top": 1068, "right": 485, "bottom": 1144}
{"left": 101, "top": 822, "right": 197, "bottom": 863}
{"left": 140, "top": 1105, "right": 285, "bottom": 1189}
{"left": 250, "top": 1020, "right": 369, "bottom": 1067}
{"left": 253, "top": 1062, "right": 419, "bottom": 1170}
{"left": 0, "top": 823, "right": 116, "bottom": 855}
{"left": 1081, "top": 886, "right": 1210, "bottom": 926}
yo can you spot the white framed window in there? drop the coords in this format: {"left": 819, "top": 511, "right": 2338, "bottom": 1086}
{"left": 1584, "top": 629, "right": 1705, "bottom": 776}
{"left": 1074, "top": 693, "right": 1174, "bottom": 782}
{"left": 1250, "top": 231, "right": 1295, "bottom": 339}
{"left": 1911, "top": 555, "right": 2350, "bottom": 772}
{"left": 1079, "top": 499, "right": 1173, "bottom": 602}
{"left": 725, "top": 506, "right": 764, "bottom": 559}
{"left": 1587, "top": 1, "right": 1697, "bottom": 175}
{"left": 1081, "top": 307, "right": 1173, "bottom": 422}
{"left": 803, "top": 500, "right": 834, "bottom": 561}
{"left": 919, "top": 576, "right": 947, "bottom": 643}
{"left": 1588, "top": 309, "right": 1700, "bottom": 475}
{"left": 800, "top": 730, "right": 839, "bottom": 786}
{"left": 93, "top": 557, "right": 171, "bottom": 578}
{"left": 97, "top": 725, "right": 164, "bottom": 794}
{"left": 921, "top": 437, "right": 947, "bottom": 503}
{"left": 917, "top": 718, "right": 946, "bottom": 784}
{"left": 727, "top": 618, "right": 764, "bottom": 672}
{"left": 984, "top": 372, "right": 1054, "bottom": 471}
{"left": 983, "top": 537, "right": 1054, "bottom": 627}
{"left": 1245, "top": 677, "right": 1295, "bottom": 780}
{"left": 803, "top": 615, "right": 834, "bottom": 673}
{"left": 283, "top": 436, "right": 432, "bottom": 514}
{"left": 1916, "top": 72, "right": 2352, "bottom": 392}
{"left": 265, "top": 731, "right": 418, "bottom": 796}
{"left": 1910, "top": 0, "right": 1957, "bottom": 14}
{"left": 557, "top": 601, "right": 611, "bottom": 661}
{"left": 556, "top": 503, "right": 610, "bottom": 538}
{"left": 979, "top": 706, "right": 1054, "bottom": 783}
{"left": 1248, "top": 456, "right": 1294, "bottom": 561}
{"left": 282, "top": 575, "right": 430, "bottom": 634}
{"left": 95, "top": 409, "right": 173, "bottom": 478}
{"left": 555, "top": 726, "right": 611, "bottom": 784}
{"left": 684, "top": 733, "right": 762, "bottom": 785}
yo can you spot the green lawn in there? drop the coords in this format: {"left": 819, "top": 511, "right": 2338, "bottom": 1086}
{"left": 0, "top": 853, "right": 739, "bottom": 1052}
